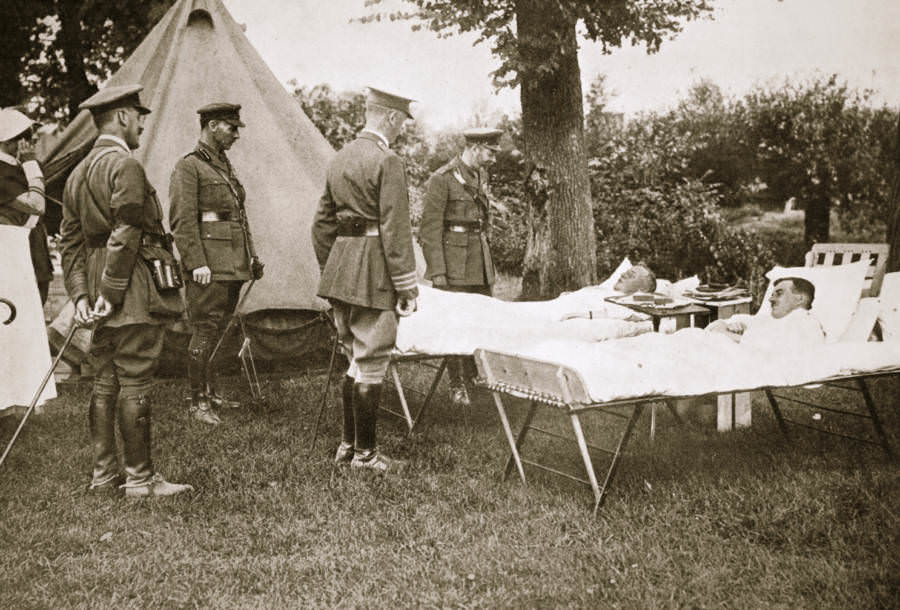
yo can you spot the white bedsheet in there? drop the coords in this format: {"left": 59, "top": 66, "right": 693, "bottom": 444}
{"left": 395, "top": 285, "right": 652, "bottom": 356}
{"left": 501, "top": 329, "right": 900, "bottom": 403}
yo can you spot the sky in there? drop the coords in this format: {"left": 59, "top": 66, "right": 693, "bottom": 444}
{"left": 222, "top": 0, "right": 900, "bottom": 130}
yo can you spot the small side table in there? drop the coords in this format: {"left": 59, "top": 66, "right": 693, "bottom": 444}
{"left": 683, "top": 295, "right": 754, "bottom": 431}
{"left": 604, "top": 297, "right": 712, "bottom": 332}
{"left": 683, "top": 296, "right": 752, "bottom": 321}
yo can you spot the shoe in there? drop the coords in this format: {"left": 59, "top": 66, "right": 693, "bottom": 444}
{"left": 207, "top": 390, "right": 241, "bottom": 410}
{"left": 88, "top": 474, "right": 125, "bottom": 495}
{"left": 450, "top": 384, "right": 471, "bottom": 406}
{"left": 350, "top": 449, "right": 407, "bottom": 474}
{"left": 189, "top": 398, "right": 221, "bottom": 426}
{"left": 124, "top": 473, "right": 194, "bottom": 498}
{"left": 334, "top": 441, "right": 354, "bottom": 465}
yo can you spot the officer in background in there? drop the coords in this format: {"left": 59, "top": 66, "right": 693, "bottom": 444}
{"left": 59, "top": 84, "right": 192, "bottom": 498}
{"left": 169, "top": 103, "right": 263, "bottom": 426}
{"left": 419, "top": 127, "right": 502, "bottom": 405}
{"left": 311, "top": 86, "right": 419, "bottom": 474}
{"left": 0, "top": 108, "right": 53, "bottom": 304}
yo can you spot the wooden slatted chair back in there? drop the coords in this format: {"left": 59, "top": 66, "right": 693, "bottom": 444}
{"left": 805, "top": 243, "right": 889, "bottom": 297}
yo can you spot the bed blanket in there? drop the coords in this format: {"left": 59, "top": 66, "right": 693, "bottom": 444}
{"left": 395, "top": 285, "right": 651, "bottom": 356}
{"left": 504, "top": 329, "right": 900, "bottom": 403}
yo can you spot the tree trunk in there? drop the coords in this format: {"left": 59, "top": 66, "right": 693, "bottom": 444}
{"left": 57, "top": 1, "right": 95, "bottom": 119}
{"left": 516, "top": 0, "right": 597, "bottom": 299}
{"left": 804, "top": 180, "right": 831, "bottom": 250}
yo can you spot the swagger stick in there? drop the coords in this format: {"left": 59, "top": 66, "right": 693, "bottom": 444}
{"left": 0, "top": 323, "right": 78, "bottom": 471}
{"left": 308, "top": 326, "right": 339, "bottom": 455}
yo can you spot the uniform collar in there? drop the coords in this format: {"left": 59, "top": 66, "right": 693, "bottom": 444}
{"left": 196, "top": 140, "right": 230, "bottom": 169}
{"left": 454, "top": 156, "right": 479, "bottom": 186}
{"left": 360, "top": 128, "right": 390, "bottom": 149}
{"left": 95, "top": 134, "right": 131, "bottom": 154}
{"left": 0, "top": 150, "right": 18, "bottom": 166}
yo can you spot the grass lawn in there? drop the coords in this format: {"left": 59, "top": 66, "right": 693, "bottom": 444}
{"left": 1, "top": 367, "right": 898, "bottom": 608}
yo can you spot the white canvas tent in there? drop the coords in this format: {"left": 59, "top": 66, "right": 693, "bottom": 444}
{"left": 39, "top": 0, "right": 335, "bottom": 361}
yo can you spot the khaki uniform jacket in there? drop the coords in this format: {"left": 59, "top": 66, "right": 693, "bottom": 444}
{"left": 169, "top": 141, "right": 254, "bottom": 282}
{"left": 312, "top": 131, "right": 418, "bottom": 310}
{"left": 419, "top": 156, "right": 495, "bottom": 287}
{"left": 60, "top": 137, "right": 182, "bottom": 328}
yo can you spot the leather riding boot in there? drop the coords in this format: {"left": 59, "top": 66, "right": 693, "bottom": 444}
{"left": 119, "top": 394, "right": 153, "bottom": 487}
{"left": 334, "top": 375, "right": 356, "bottom": 464}
{"left": 88, "top": 393, "right": 121, "bottom": 489}
{"left": 350, "top": 383, "right": 406, "bottom": 473}
{"left": 188, "top": 338, "right": 220, "bottom": 425}
{"left": 353, "top": 382, "right": 381, "bottom": 454}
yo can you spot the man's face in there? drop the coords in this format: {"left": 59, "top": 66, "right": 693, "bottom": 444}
{"left": 770, "top": 280, "right": 806, "bottom": 319}
{"left": 473, "top": 145, "right": 497, "bottom": 169}
{"left": 615, "top": 266, "right": 654, "bottom": 294}
{"left": 122, "top": 107, "right": 144, "bottom": 150}
{"left": 212, "top": 120, "right": 240, "bottom": 151}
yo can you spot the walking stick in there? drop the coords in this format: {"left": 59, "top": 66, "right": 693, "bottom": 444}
{"left": 0, "top": 323, "right": 78, "bottom": 471}
{"left": 308, "top": 325, "right": 339, "bottom": 456}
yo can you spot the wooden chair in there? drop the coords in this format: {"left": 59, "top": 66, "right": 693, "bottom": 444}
{"left": 805, "top": 243, "right": 889, "bottom": 297}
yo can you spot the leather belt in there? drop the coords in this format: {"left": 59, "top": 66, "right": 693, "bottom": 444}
{"left": 445, "top": 221, "right": 482, "bottom": 234}
{"left": 86, "top": 232, "right": 171, "bottom": 249}
{"left": 200, "top": 211, "right": 231, "bottom": 222}
{"left": 337, "top": 217, "right": 380, "bottom": 237}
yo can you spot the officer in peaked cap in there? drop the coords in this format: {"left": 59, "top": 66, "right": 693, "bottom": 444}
{"left": 418, "top": 126, "right": 503, "bottom": 406}
{"left": 169, "top": 101, "right": 262, "bottom": 425}
{"left": 0, "top": 108, "right": 53, "bottom": 304}
{"left": 79, "top": 84, "right": 152, "bottom": 115}
{"left": 59, "top": 84, "right": 192, "bottom": 498}
{"left": 311, "top": 86, "right": 419, "bottom": 474}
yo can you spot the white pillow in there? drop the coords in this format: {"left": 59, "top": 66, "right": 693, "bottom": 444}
{"left": 758, "top": 260, "right": 869, "bottom": 342}
{"left": 598, "top": 257, "right": 632, "bottom": 290}
{"left": 878, "top": 305, "right": 900, "bottom": 342}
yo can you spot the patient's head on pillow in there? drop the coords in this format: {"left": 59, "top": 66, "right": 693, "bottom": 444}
{"left": 770, "top": 277, "right": 815, "bottom": 319}
{"left": 615, "top": 263, "right": 656, "bottom": 294}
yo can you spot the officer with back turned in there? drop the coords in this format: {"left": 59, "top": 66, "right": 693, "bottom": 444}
{"left": 169, "top": 102, "right": 263, "bottom": 426}
{"left": 311, "top": 86, "right": 419, "bottom": 474}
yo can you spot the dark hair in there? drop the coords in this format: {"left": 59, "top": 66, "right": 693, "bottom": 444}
{"left": 775, "top": 276, "right": 815, "bottom": 308}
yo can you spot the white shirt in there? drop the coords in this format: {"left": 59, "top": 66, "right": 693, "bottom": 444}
{"left": 730, "top": 309, "right": 826, "bottom": 351}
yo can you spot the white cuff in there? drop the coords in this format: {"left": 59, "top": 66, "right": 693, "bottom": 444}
{"left": 22, "top": 160, "right": 44, "bottom": 185}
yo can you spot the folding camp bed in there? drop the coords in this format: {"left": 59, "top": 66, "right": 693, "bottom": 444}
{"left": 470, "top": 243, "right": 897, "bottom": 514}
{"left": 473, "top": 346, "right": 899, "bottom": 515}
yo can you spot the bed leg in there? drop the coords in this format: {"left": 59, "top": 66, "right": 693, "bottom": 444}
{"left": 503, "top": 400, "right": 539, "bottom": 481}
{"left": 664, "top": 399, "right": 685, "bottom": 427}
{"left": 389, "top": 363, "right": 414, "bottom": 431}
{"left": 856, "top": 378, "right": 895, "bottom": 459}
{"left": 765, "top": 388, "right": 790, "bottom": 442}
{"left": 493, "top": 391, "right": 528, "bottom": 485}
{"left": 408, "top": 357, "right": 447, "bottom": 437}
{"left": 593, "top": 402, "right": 645, "bottom": 515}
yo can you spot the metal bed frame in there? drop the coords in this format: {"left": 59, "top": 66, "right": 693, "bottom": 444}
{"left": 473, "top": 348, "right": 898, "bottom": 515}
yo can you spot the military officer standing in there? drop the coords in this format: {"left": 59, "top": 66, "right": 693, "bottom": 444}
{"left": 59, "top": 85, "right": 192, "bottom": 497}
{"left": 419, "top": 127, "right": 502, "bottom": 405}
{"left": 169, "top": 103, "right": 263, "bottom": 426}
{"left": 311, "top": 87, "right": 419, "bottom": 473}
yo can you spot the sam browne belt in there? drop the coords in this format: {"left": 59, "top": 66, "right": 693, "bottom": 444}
{"left": 200, "top": 211, "right": 232, "bottom": 222}
{"left": 336, "top": 216, "right": 380, "bottom": 237}
{"left": 444, "top": 220, "right": 482, "bottom": 233}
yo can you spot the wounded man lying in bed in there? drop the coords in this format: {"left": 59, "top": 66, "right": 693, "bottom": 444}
{"left": 706, "top": 276, "right": 825, "bottom": 349}
{"left": 394, "top": 261, "right": 656, "bottom": 357}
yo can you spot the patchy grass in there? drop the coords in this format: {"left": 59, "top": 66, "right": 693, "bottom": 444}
{"left": 1, "top": 370, "right": 898, "bottom": 607}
